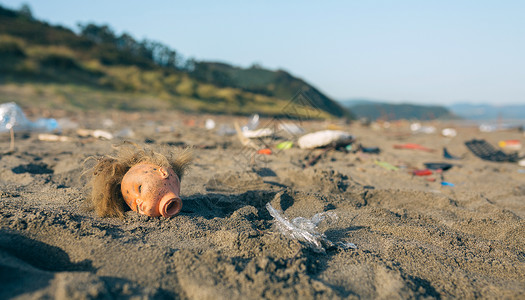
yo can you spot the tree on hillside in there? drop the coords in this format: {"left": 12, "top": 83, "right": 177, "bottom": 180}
{"left": 18, "top": 3, "right": 33, "bottom": 20}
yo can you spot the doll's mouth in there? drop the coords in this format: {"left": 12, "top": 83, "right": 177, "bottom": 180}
{"left": 161, "top": 197, "right": 182, "bottom": 217}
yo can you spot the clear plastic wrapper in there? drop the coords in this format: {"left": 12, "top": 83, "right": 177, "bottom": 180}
{"left": 0, "top": 102, "right": 58, "bottom": 133}
{"left": 266, "top": 203, "right": 356, "bottom": 253}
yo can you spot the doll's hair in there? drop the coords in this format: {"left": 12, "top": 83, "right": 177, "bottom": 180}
{"left": 87, "top": 142, "right": 192, "bottom": 218}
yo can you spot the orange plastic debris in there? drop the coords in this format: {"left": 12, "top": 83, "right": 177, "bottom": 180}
{"left": 257, "top": 148, "right": 272, "bottom": 155}
{"left": 121, "top": 163, "right": 182, "bottom": 218}
{"left": 394, "top": 143, "right": 434, "bottom": 152}
{"left": 413, "top": 169, "right": 433, "bottom": 176}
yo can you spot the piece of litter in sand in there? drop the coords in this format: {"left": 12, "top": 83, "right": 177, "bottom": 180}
{"left": 205, "top": 119, "right": 216, "bottom": 130}
{"left": 242, "top": 114, "right": 259, "bottom": 131}
{"left": 243, "top": 128, "right": 273, "bottom": 138}
{"left": 441, "top": 128, "right": 457, "bottom": 137}
{"left": 393, "top": 143, "right": 434, "bottom": 152}
{"left": 0, "top": 102, "right": 59, "bottom": 133}
{"left": 443, "top": 147, "right": 462, "bottom": 160}
{"left": 441, "top": 181, "right": 455, "bottom": 187}
{"left": 297, "top": 130, "right": 354, "bottom": 149}
{"left": 276, "top": 141, "right": 293, "bottom": 150}
{"left": 465, "top": 139, "right": 519, "bottom": 162}
{"left": 77, "top": 129, "right": 113, "bottom": 140}
{"left": 257, "top": 148, "right": 272, "bottom": 155}
{"left": 38, "top": 133, "right": 70, "bottom": 142}
{"left": 375, "top": 160, "right": 399, "bottom": 171}
{"left": 93, "top": 130, "right": 113, "bottom": 140}
{"left": 266, "top": 203, "right": 356, "bottom": 253}
{"left": 413, "top": 169, "right": 433, "bottom": 176}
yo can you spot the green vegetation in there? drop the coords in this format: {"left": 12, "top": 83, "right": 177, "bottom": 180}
{"left": 0, "top": 4, "right": 350, "bottom": 119}
{"left": 342, "top": 99, "right": 457, "bottom": 121}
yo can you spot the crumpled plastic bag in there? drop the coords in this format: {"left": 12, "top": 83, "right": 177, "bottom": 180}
{"left": 266, "top": 203, "right": 356, "bottom": 253}
{"left": 297, "top": 130, "right": 354, "bottom": 149}
{"left": 0, "top": 102, "right": 58, "bottom": 133}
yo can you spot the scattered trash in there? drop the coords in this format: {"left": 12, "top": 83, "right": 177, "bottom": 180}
{"left": 465, "top": 139, "right": 520, "bottom": 162}
{"left": 37, "top": 133, "right": 71, "bottom": 142}
{"left": 441, "top": 181, "right": 455, "bottom": 187}
{"left": 205, "top": 119, "right": 216, "bottom": 130}
{"left": 1, "top": 102, "right": 60, "bottom": 151}
{"left": 393, "top": 143, "right": 434, "bottom": 152}
{"left": 276, "top": 141, "right": 293, "bottom": 150}
{"left": 93, "top": 130, "right": 113, "bottom": 140}
{"left": 518, "top": 169, "right": 525, "bottom": 174}
{"left": 266, "top": 202, "right": 356, "bottom": 253}
{"left": 297, "top": 130, "right": 354, "bottom": 149}
{"left": 243, "top": 128, "right": 273, "bottom": 138}
{"left": 443, "top": 147, "right": 462, "bottom": 160}
{"left": 359, "top": 145, "right": 380, "bottom": 154}
{"left": 77, "top": 129, "right": 113, "bottom": 140}
{"left": 89, "top": 143, "right": 192, "bottom": 218}
{"left": 257, "top": 148, "right": 272, "bottom": 155}
{"left": 519, "top": 159, "right": 525, "bottom": 167}
{"left": 479, "top": 124, "right": 496, "bottom": 132}
{"left": 424, "top": 163, "right": 453, "bottom": 171}
{"left": 498, "top": 140, "right": 521, "bottom": 151}
{"left": 375, "top": 160, "right": 399, "bottom": 171}
{"left": 278, "top": 123, "right": 304, "bottom": 135}
{"left": 413, "top": 169, "right": 433, "bottom": 176}
{"left": 410, "top": 123, "right": 436, "bottom": 134}
{"left": 0, "top": 102, "right": 59, "bottom": 133}
{"left": 242, "top": 114, "right": 259, "bottom": 131}
{"left": 441, "top": 128, "right": 457, "bottom": 137}
{"left": 234, "top": 122, "right": 258, "bottom": 150}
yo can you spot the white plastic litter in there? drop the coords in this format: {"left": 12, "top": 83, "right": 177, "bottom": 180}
{"left": 410, "top": 122, "right": 436, "bottom": 134}
{"left": 205, "top": 119, "right": 216, "bottom": 130}
{"left": 38, "top": 133, "right": 70, "bottom": 142}
{"left": 0, "top": 102, "right": 59, "bottom": 133}
{"left": 242, "top": 114, "right": 259, "bottom": 131}
{"left": 441, "top": 128, "right": 457, "bottom": 137}
{"left": 519, "top": 159, "right": 525, "bottom": 167}
{"left": 266, "top": 203, "right": 356, "bottom": 253}
{"left": 76, "top": 129, "right": 113, "bottom": 140}
{"left": 92, "top": 130, "right": 113, "bottom": 140}
{"left": 479, "top": 124, "right": 496, "bottom": 132}
{"left": 297, "top": 130, "right": 353, "bottom": 149}
{"left": 278, "top": 123, "right": 304, "bottom": 135}
{"left": 243, "top": 128, "right": 273, "bottom": 138}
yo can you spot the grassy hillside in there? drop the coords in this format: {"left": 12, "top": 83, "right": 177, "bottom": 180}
{"left": 0, "top": 5, "right": 350, "bottom": 119}
{"left": 341, "top": 99, "right": 457, "bottom": 121}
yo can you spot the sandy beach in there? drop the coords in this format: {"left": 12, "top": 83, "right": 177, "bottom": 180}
{"left": 1, "top": 109, "right": 524, "bottom": 299}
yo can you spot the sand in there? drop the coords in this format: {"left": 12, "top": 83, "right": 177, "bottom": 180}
{"left": 0, "top": 110, "right": 524, "bottom": 299}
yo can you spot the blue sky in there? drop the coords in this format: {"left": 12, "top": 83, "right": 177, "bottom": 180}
{"left": 1, "top": 0, "right": 524, "bottom": 105}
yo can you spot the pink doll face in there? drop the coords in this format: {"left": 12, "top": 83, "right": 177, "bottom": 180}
{"left": 121, "top": 163, "right": 182, "bottom": 217}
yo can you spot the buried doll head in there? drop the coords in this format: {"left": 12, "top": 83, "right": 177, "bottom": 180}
{"left": 88, "top": 142, "right": 192, "bottom": 218}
